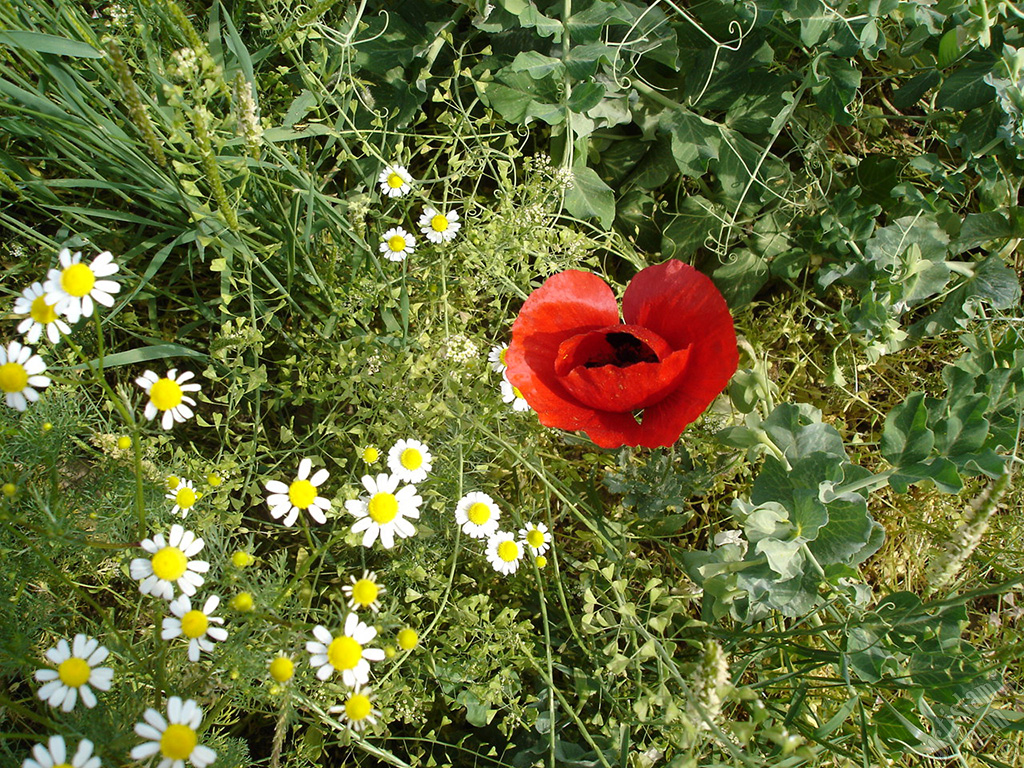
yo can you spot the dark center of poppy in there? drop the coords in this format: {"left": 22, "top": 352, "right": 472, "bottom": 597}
{"left": 552, "top": 325, "right": 692, "bottom": 413}
{"left": 583, "top": 332, "right": 660, "bottom": 368}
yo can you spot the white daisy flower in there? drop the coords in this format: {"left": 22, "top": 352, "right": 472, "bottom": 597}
{"left": 387, "top": 438, "right": 432, "bottom": 484}
{"left": 378, "top": 227, "right": 416, "bottom": 262}
{"left": 500, "top": 377, "right": 531, "bottom": 411}
{"left": 488, "top": 344, "right": 508, "bottom": 373}
{"left": 34, "top": 634, "right": 113, "bottom": 712}
{"left": 13, "top": 282, "right": 72, "bottom": 345}
{"left": 486, "top": 531, "right": 524, "bottom": 576}
{"left": 378, "top": 164, "right": 413, "bottom": 198}
{"left": 306, "top": 613, "right": 385, "bottom": 687}
{"left": 454, "top": 492, "right": 501, "bottom": 539}
{"left": 22, "top": 735, "right": 100, "bottom": 768}
{"left": 329, "top": 685, "right": 381, "bottom": 732}
{"left": 342, "top": 569, "right": 385, "bottom": 612}
{"left": 345, "top": 473, "right": 421, "bottom": 549}
{"left": 42, "top": 249, "right": 120, "bottom": 324}
{"left": 0, "top": 341, "right": 50, "bottom": 411}
{"left": 130, "top": 524, "right": 209, "bottom": 601}
{"left": 265, "top": 457, "right": 331, "bottom": 526}
{"left": 161, "top": 594, "right": 228, "bottom": 662}
{"left": 136, "top": 369, "right": 201, "bottom": 430}
{"left": 418, "top": 206, "right": 461, "bottom": 244}
{"left": 166, "top": 479, "right": 199, "bottom": 517}
{"left": 520, "top": 521, "right": 551, "bottom": 555}
{"left": 131, "top": 696, "right": 216, "bottom": 768}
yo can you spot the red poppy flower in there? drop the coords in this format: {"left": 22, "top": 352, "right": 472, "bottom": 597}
{"left": 505, "top": 260, "right": 738, "bottom": 449}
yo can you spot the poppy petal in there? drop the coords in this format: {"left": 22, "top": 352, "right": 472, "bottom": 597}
{"left": 506, "top": 270, "right": 621, "bottom": 431}
{"left": 623, "top": 260, "right": 738, "bottom": 442}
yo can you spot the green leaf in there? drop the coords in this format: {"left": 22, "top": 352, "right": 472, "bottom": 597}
{"left": 762, "top": 403, "right": 847, "bottom": 463}
{"left": 504, "top": 50, "right": 564, "bottom": 79}
{"left": 282, "top": 91, "right": 318, "bottom": 128}
{"left": 936, "top": 65, "right": 996, "bottom": 111}
{"left": 889, "top": 458, "right": 963, "bottom": 494}
{"left": 864, "top": 215, "right": 949, "bottom": 272}
{"left": 479, "top": 70, "right": 563, "bottom": 125}
{"left": 783, "top": 0, "right": 833, "bottom": 46}
{"left": 660, "top": 196, "right": 720, "bottom": 258}
{"left": 881, "top": 393, "right": 935, "bottom": 467}
{"left": 660, "top": 110, "right": 721, "bottom": 177}
{"left": 898, "top": 244, "right": 952, "bottom": 307}
{"left": 813, "top": 55, "right": 862, "bottom": 124}
{"left": 0, "top": 30, "right": 103, "bottom": 58}
{"left": 955, "top": 210, "right": 1022, "bottom": 252}
{"left": 70, "top": 343, "right": 205, "bottom": 372}
{"left": 517, "top": 3, "right": 562, "bottom": 40}
{"left": 808, "top": 493, "right": 877, "bottom": 565}
{"left": 937, "top": 28, "right": 961, "bottom": 68}
{"left": 892, "top": 70, "right": 941, "bottom": 111}
{"left": 848, "top": 627, "right": 895, "bottom": 682}
{"left": 563, "top": 43, "right": 613, "bottom": 80}
{"left": 751, "top": 454, "right": 838, "bottom": 541}
{"left": 563, "top": 163, "right": 615, "bottom": 229}
{"left": 567, "top": 82, "right": 605, "bottom": 113}
{"left": 712, "top": 249, "right": 769, "bottom": 307}
{"left": 756, "top": 538, "right": 804, "bottom": 580}
{"left": 965, "top": 254, "right": 1022, "bottom": 309}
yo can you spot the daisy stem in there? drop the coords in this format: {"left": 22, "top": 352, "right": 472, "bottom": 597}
{"left": 92, "top": 307, "right": 106, "bottom": 369}
{"left": 533, "top": 559, "right": 557, "bottom": 768}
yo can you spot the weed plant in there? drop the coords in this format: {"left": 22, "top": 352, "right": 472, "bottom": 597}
{"left": 1, "top": 0, "right": 1024, "bottom": 767}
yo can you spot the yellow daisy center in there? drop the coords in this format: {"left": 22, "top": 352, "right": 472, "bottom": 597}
{"left": 181, "top": 609, "right": 209, "bottom": 638}
{"left": 231, "top": 551, "right": 254, "bottom": 568}
{"left": 60, "top": 262, "right": 95, "bottom": 297}
{"left": 207, "top": 473, "right": 222, "bottom": 487}
{"left": 498, "top": 540, "right": 520, "bottom": 563}
{"left": 351, "top": 578, "right": 379, "bottom": 607}
{"left": 536, "top": 555, "right": 548, "bottom": 568}
{"left": 160, "top": 723, "right": 197, "bottom": 761}
{"left": 527, "top": 529, "right": 546, "bottom": 548}
{"left": 397, "top": 628, "right": 419, "bottom": 650}
{"left": 54, "top": 763, "right": 72, "bottom": 768}
{"left": 0, "top": 362, "right": 28, "bottom": 394}
{"left": 288, "top": 478, "right": 316, "bottom": 509}
{"left": 117, "top": 436, "right": 132, "bottom": 450}
{"left": 430, "top": 214, "right": 449, "bottom": 232}
{"left": 467, "top": 502, "right": 491, "bottom": 525}
{"left": 500, "top": 347, "right": 507, "bottom": 365}
{"left": 150, "top": 378, "right": 184, "bottom": 411}
{"left": 400, "top": 447, "right": 423, "bottom": 470}
{"left": 269, "top": 656, "right": 294, "bottom": 682}
{"left": 368, "top": 492, "right": 398, "bottom": 524}
{"left": 346, "top": 693, "right": 373, "bottom": 721}
{"left": 388, "top": 235, "right": 407, "bottom": 252}
{"left": 175, "top": 487, "right": 197, "bottom": 509}
{"left": 386, "top": 172, "right": 405, "bottom": 189}
{"left": 30, "top": 295, "right": 59, "bottom": 324}
{"left": 362, "top": 446, "right": 379, "bottom": 463}
{"left": 151, "top": 546, "right": 188, "bottom": 581}
{"left": 513, "top": 386, "right": 524, "bottom": 399}
{"left": 230, "top": 592, "right": 254, "bottom": 612}
{"left": 328, "top": 636, "right": 362, "bottom": 670}
{"left": 57, "top": 657, "right": 91, "bottom": 687}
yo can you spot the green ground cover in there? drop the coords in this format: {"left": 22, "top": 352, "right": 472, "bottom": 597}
{"left": 1, "top": 0, "right": 1024, "bottom": 766}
